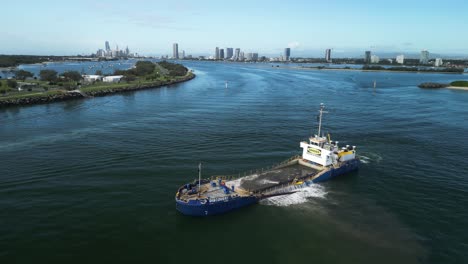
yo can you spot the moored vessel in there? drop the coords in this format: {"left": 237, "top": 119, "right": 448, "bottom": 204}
{"left": 175, "top": 104, "right": 359, "bottom": 216}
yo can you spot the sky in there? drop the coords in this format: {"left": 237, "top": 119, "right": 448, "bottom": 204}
{"left": 2, "top": 0, "right": 468, "bottom": 57}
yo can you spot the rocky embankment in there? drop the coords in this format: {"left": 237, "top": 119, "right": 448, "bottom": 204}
{"left": 418, "top": 82, "right": 449, "bottom": 89}
{"left": 0, "top": 73, "right": 195, "bottom": 108}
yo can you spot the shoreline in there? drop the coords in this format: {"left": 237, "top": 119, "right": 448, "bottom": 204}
{"left": 292, "top": 66, "right": 467, "bottom": 75}
{"left": 446, "top": 86, "right": 468, "bottom": 91}
{"left": 0, "top": 72, "right": 195, "bottom": 108}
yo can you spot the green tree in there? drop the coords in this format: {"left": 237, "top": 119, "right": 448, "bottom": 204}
{"left": 39, "top": 69, "right": 58, "bottom": 82}
{"left": 0, "top": 87, "right": 11, "bottom": 94}
{"left": 61, "top": 71, "right": 82, "bottom": 82}
{"left": 15, "top": 69, "right": 34, "bottom": 80}
{"left": 134, "top": 61, "right": 156, "bottom": 76}
{"left": 6, "top": 79, "right": 17, "bottom": 88}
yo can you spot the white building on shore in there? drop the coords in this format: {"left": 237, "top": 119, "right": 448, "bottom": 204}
{"left": 103, "top": 75, "right": 123, "bottom": 83}
{"left": 434, "top": 58, "right": 443, "bottom": 67}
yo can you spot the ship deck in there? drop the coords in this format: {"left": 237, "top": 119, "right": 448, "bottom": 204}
{"left": 235, "top": 163, "right": 318, "bottom": 192}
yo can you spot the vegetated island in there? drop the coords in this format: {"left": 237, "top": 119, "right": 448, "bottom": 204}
{"left": 418, "top": 80, "right": 468, "bottom": 90}
{"left": 0, "top": 61, "right": 195, "bottom": 107}
{"left": 301, "top": 65, "right": 465, "bottom": 74}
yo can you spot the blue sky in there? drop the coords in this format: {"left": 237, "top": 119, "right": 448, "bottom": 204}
{"left": 2, "top": 0, "right": 468, "bottom": 57}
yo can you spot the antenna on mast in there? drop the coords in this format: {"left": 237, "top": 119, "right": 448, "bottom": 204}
{"left": 317, "top": 103, "right": 328, "bottom": 137}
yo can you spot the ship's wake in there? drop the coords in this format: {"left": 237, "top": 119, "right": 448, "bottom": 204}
{"left": 260, "top": 184, "right": 327, "bottom": 206}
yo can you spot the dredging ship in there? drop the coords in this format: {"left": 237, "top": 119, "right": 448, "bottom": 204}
{"left": 175, "top": 104, "right": 359, "bottom": 216}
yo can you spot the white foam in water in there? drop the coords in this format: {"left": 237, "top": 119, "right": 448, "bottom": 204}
{"left": 261, "top": 184, "right": 327, "bottom": 207}
{"left": 359, "top": 156, "right": 371, "bottom": 164}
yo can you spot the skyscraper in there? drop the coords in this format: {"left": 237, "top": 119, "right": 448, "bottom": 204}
{"left": 325, "top": 49, "right": 332, "bottom": 62}
{"left": 105, "top": 41, "right": 110, "bottom": 51}
{"left": 239, "top": 51, "right": 245, "bottom": 61}
{"left": 420, "top": 50, "right": 429, "bottom": 64}
{"left": 182, "top": 50, "right": 185, "bottom": 59}
{"left": 173, "top": 43, "right": 179, "bottom": 59}
{"left": 365, "top": 51, "right": 371, "bottom": 64}
{"left": 215, "top": 47, "right": 220, "bottom": 60}
{"left": 396, "top": 55, "right": 405, "bottom": 64}
{"left": 234, "top": 48, "right": 240, "bottom": 61}
{"left": 220, "top": 49, "right": 225, "bottom": 59}
{"left": 226, "top": 48, "right": 233, "bottom": 60}
{"left": 284, "top": 48, "right": 291, "bottom": 61}
{"left": 125, "top": 46, "right": 130, "bottom": 56}
{"left": 252, "top": 53, "right": 258, "bottom": 61}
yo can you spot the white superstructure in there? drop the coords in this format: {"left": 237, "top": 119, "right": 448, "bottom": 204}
{"left": 300, "top": 104, "right": 356, "bottom": 167}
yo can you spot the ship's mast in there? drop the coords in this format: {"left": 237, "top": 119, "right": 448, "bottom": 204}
{"left": 198, "top": 163, "right": 202, "bottom": 197}
{"left": 317, "top": 103, "right": 327, "bottom": 137}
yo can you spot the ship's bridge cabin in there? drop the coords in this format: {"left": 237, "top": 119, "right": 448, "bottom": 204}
{"left": 300, "top": 135, "right": 356, "bottom": 167}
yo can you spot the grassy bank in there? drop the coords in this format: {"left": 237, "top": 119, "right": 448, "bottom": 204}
{"left": 0, "top": 61, "right": 195, "bottom": 106}
{"left": 450, "top": 81, "right": 468, "bottom": 87}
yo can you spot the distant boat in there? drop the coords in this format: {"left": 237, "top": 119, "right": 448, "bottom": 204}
{"left": 373, "top": 80, "right": 377, "bottom": 89}
{"left": 225, "top": 81, "right": 228, "bottom": 89}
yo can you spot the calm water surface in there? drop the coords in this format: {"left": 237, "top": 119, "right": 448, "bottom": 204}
{"left": 1, "top": 61, "right": 467, "bottom": 263}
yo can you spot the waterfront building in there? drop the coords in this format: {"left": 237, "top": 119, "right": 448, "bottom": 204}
{"left": 246, "top": 53, "right": 253, "bottom": 61}
{"left": 325, "top": 49, "right": 332, "bottom": 62}
{"left": 371, "top": 55, "right": 380, "bottom": 63}
{"left": 284, "top": 48, "right": 291, "bottom": 61}
{"left": 252, "top": 53, "right": 258, "bottom": 61}
{"left": 96, "top": 49, "right": 105, "bottom": 57}
{"left": 435, "top": 58, "right": 443, "bottom": 67}
{"left": 83, "top": 75, "right": 103, "bottom": 83}
{"left": 420, "top": 50, "right": 429, "bottom": 64}
{"left": 226, "top": 48, "right": 233, "bottom": 59}
{"left": 215, "top": 47, "right": 220, "bottom": 60}
{"left": 234, "top": 48, "right": 240, "bottom": 61}
{"left": 103, "top": 75, "right": 123, "bottom": 83}
{"left": 396, "top": 55, "right": 405, "bottom": 64}
{"left": 182, "top": 50, "right": 185, "bottom": 59}
{"left": 239, "top": 51, "right": 245, "bottom": 61}
{"left": 365, "top": 51, "right": 371, "bottom": 64}
{"left": 173, "top": 43, "right": 179, "bottom": 59}
{"left": 220, "top": 49, "right": 225, "bottom": 59}
{"left": 105, "top": 41, "right": 111, "bottom": 52}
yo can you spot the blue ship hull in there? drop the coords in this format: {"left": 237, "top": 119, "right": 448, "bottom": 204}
{"left": 176, "top": 159, "right": 359, "bottom": 216}
{"left": 176, "top": 196, "right": 259, "bottom": 216}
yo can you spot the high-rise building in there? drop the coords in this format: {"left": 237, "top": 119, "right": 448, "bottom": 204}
{"left": 246, "top": 53, "right": 253, "bottom": 61}
{"left": 396, "top": 55, "right": 405, "bottom": 64}
{"left": 173, "top": 43, "right": 179, "bottom": 59}
{"left": 284, "top": 48, "right": 291, "bottom": 61}
{"left": 420, "top": 50, "right": 429, "bottom": 64}
{"left": 434, "top": 58, "right": 443, "bottom": 67}
{"left": 215, "top": 47, "right": 220, "bottom": 60}
{"left": 252, "top": 53, "right": 258, "bottom": 61}
{"left": 365, "top": 51, "right": 371, "bottom": 64}
{"left": 239, "top": 51, "right": 245, "bottom": 61}
{"left": 371, "top": 55, "right": 380, "bottom": 63}
{"left": 220, "top": 49, "right": 225, "bottom": 59}
{"left": 105, "top": 41, "right": 110, "bottom": 51}
{"left": 125, "top": 46, "right": 130, "bottom": 56}
{"left": 325, "top": 49, "right": 332, "bottom": 62}
{"left": 234, "top": 48, "right": 240, "bottom": 60}
{"left": 226, "top": 48, "right": 234, "bottom": 59}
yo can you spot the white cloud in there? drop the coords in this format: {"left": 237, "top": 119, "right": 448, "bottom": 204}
{"left": 287, "top": 41, "right": 301, "bottom": 49}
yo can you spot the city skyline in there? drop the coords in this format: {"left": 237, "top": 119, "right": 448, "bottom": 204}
{"left": 2, "top": 0, "right": 468, "bottom": 57}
